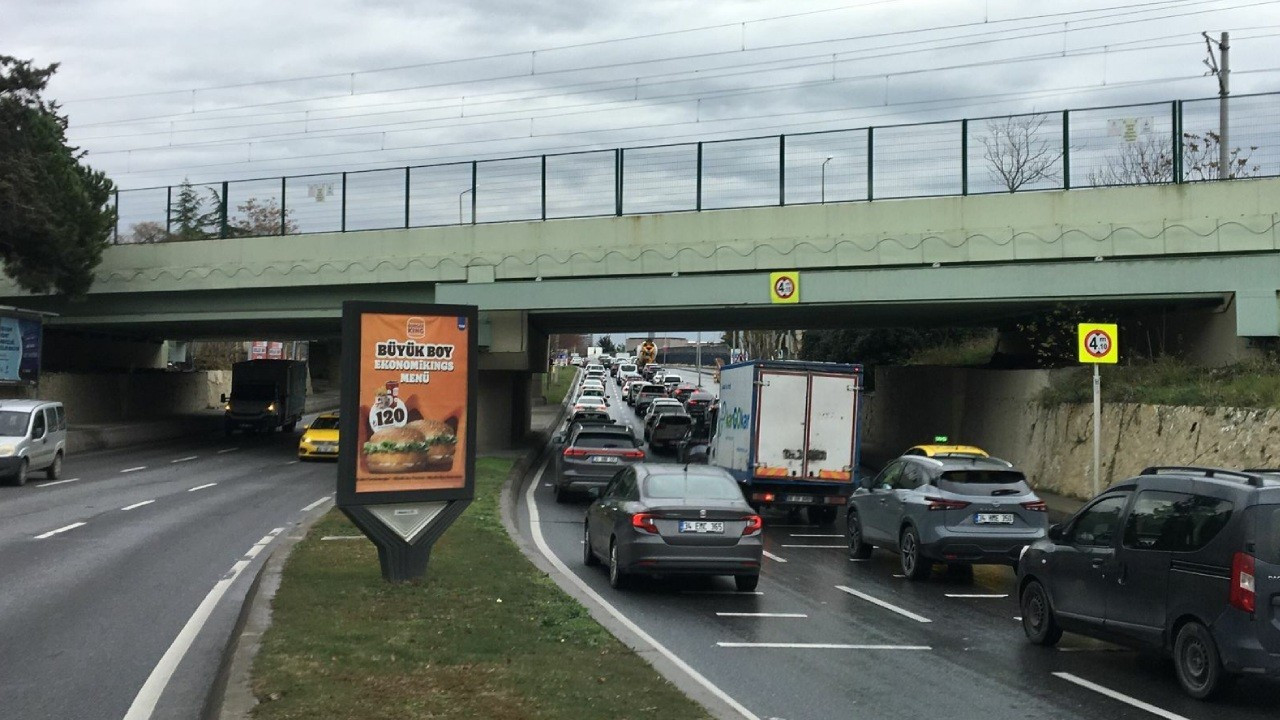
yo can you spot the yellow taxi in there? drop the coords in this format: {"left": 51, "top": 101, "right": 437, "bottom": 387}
{"left": 298, "top": 412, "right": 340, "bottom": 460}
{"left": 902, "top": 439, "right": 989, "bottom": 459}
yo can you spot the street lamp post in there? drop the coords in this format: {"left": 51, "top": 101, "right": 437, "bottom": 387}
{"left": 458, "top": 188, "right": 473, "bottom": 224}
{"left": 821, "top": 156, "right": 833, "bottom": 204}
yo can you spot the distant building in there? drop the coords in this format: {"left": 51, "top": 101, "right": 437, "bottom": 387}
{"left": 625, "top": 337, "right": 690, "bottom": 352}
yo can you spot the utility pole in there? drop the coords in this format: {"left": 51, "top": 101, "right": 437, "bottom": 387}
{"left": 1203, "top": 31, "right": 1230, "bottom": 178}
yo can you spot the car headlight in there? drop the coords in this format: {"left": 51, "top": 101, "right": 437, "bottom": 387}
{"left": 267, "top": 402, "right": 277, "bottom": 412}
{"left": 0, "top": 445, "right": 13, "bottom": 457}
{"left": 300, "top": 435, "right": 311, "bottom": 444}
{"left": 224, "top": 403, "right": 231, "bottom": 411}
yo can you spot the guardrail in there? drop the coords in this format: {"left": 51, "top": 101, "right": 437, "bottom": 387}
{"left": 111, "top": 91, "right": 1280, "bottom": 244}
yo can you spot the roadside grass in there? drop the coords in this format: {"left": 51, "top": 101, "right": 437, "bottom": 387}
{"left": 251, "top": 457, "right": 709, "bottom": 720}
{"left": 1039, "top": 357, "right": 1280, "bottom": 408}
{"left": 544, "top": 365, "right": 577, "bottom": 405}
{"left": 908, "top": 331, "right": 997, "bottom": 366}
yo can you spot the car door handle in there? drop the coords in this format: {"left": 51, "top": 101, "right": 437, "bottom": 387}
{"left": 1091, "top": 558, "right": 1104, "bottom": 569}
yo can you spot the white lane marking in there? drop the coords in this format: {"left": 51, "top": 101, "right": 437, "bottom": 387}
{"left": 1052, "top": 672, "right": 1190, "bottom": 720}
{"left": 300, "top": 496, "right": 332, "bottom": 512}
{"left": 835, "top": 585, "right": 933, "bottom": 623}
{"left": 321, "top": 535, "right": 366, "bottom": 541}
{"left": 121, "top": 466, "right": 147, "bottom": 474}
{"left": 526, "top": 459, "right": 760, "bottom": 720}
{"left": 1057, "top": 646, "right": 1131, "bottom": 653}
{"left": 35, "top": 477, "right": 80, "bottom": 488}
{"left": 781, "top": 544, "right": 844, "bottom": 548}
{"left": 718, "top": 643, "right": 931, "bottom": 650}
{"left": 892, "top": 574, "right": 906, "bottom": 578}
{"left": 187, "top": 483, "right": 217, "bottom": 492}
{"left": 123, "top": 528, "right": 285, "bottom": 720}
{"left": 1014, "top": 616, "right": 1023, "bottom": 621}
{"left": 216, "top": 447, "right": 238, "bottom": 454}
{"left": 171, "top": 456, "right": 198, "bottom": 464}
{"left": 34, "top": 522, "right": 87, "bottom": 540}
{"left": 681, "top": 590, "right": 764, "bottom": 596}
{"left": 717, "top": 612, "right": 807, "bottom": 618}
{"left": 121, "top": 500, "right": 155, "bottom": 511}
{"left": 283, "top": 460, "right": 299, "bottom": 465}
{"left": 945, "top": 593, "right": 1009, "bottom": 598}
{"left": 789, "top": 534, "right": 843, "bottom": 538}
{"left": 762, "top": 550, "right": 788, "bottom": 563}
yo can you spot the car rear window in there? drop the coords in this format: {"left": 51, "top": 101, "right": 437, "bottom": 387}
{"left": 940, "top": 470, "right": 1026, "bottom": 485}
{"left": 644, "top": 473, "right": 742, "bottom": 500}
{"left": 640, "top": 385, "right": 665, "bottom": 394}
{"left": 573, "top": 433, "right": 636, "bottom": 449}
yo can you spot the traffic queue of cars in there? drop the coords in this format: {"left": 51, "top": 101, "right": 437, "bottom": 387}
{"left": 554, "top": 359, "right": 1280, "bottom": 701}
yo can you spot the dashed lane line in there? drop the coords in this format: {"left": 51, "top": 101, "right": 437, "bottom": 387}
{"left": 762, "top": 551, "right": 788, "bottom": 563}
{"left": 171, "top": 456, "right": 198, "bottom": 464}
{"left": 945, "top": 593, "right": 1009, "bottom": 598}
{"left": 1051, "top": 672, "right": 1190, "bottom": 720}
{"left": 123, "top": 528, "right": 284, "bottom": 720}
{"left": 121, "top": 466, "right": 147, "bottom": 474}
{"left": 718, "top": 643, "right": 931, "bottom": 650}
{"left": 33, "top": 522, "right": 87, "bottom": 540}
{"left": 717, "top": 613, "right": 807, "bottom": 618}
{"left": 121, "top": 500, "right": 155, "bottom": 511}
{"left": 526, "top": 458, "right": 761, "bottom": 720}
{"left": 35, "top": 477, "right": 80, "bottom": 488}
{"left": 835, "top": 585, "right": 933, "bottom": 624}
{"left": 187, "top": 483, "right": 217, "bottom": 492}
{"left": 216, "top": 448, "right": 238, "bottom": 454}
{"left": 681, "top": 590, "right": 764, "bottom": 596}
{"left": 781, "top": 544, "right": 844, "bottom": 548}
{"left": 300, "top": 496, "right": 331, "bottom": 512}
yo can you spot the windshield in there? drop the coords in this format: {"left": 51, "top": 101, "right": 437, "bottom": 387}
{"left": 573, "top": 433, "right": 637, "bottom": 449}
{"left": 940, "top": 470, "right": 1026, "bottom": 485}
{"left": 232, "top": 383, "right": 276, "bottom": 401}
{"left": 0, "top": 410, "right": 30, "bottom": 436}
{"left": 645, "top": 473, "right": 742, "bottom": 500}
{"left": 310, "top": 416, "right": 339, "bottom": 430}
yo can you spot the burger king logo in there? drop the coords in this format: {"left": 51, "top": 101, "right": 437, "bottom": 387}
{"left": 406, "top": 317, "right": 426, "bottom": 338}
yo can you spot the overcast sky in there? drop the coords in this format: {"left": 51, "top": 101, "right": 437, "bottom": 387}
{"left": 8, "top": 0, "right": 1279, "bottom": 195}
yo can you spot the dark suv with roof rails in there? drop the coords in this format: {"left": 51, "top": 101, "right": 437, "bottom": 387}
{"left": 1018, "top": 466, "right": 1280, "bottom": 700}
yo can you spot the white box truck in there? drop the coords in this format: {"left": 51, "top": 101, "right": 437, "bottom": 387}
{"left": 709, "top": 360, "right": 863, "bottom": 524}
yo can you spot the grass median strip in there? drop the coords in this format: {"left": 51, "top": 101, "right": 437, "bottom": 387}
{"left": 251, "top": 457, "right": 712, "bottom": 720}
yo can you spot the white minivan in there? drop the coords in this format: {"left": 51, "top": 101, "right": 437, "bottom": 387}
{"left": 0, "top": 400, "right": 67, "bottom": 486}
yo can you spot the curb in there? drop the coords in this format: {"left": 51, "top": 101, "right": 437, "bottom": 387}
{"left": 498, "top": 372, "right": 751, "bottom": 720}
{"left": 209, "top": 504, "right": 333, "bottom": 720}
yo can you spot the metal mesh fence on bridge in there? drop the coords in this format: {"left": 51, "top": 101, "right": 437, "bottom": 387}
{"left": 110, "top": 91, "right": 1280, "bottom": 244}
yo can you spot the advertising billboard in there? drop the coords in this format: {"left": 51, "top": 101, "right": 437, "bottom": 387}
{"left": 0, "top": 315, "right": 42, "bottom": 384}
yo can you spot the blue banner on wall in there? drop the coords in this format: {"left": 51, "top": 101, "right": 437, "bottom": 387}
{"left": 0, "top": 316, "right": 42, "bottom": 384}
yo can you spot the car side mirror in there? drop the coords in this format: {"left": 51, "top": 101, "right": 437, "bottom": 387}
{"left": 220, "top": 393, "right": 228, "bottom": 404}
{"left": 1047, "top": 523, "right": 1063, "bottom": 542}
{"left": 552, "top": 434, "right": 564, "bottom": 445}
{"left": 586, "top": 486, "right": 603, "bottom": 499}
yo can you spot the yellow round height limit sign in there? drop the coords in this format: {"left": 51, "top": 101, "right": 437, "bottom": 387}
{"left": 1077, "top": 323, "right": 1118, "bottom": 364}
{"left": 769, "top": 271, "right": 800, "bottom": 304}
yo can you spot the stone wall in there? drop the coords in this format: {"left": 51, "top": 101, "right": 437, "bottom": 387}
{"left": 863, "top": 366, "right": 1279, "bottom": 500}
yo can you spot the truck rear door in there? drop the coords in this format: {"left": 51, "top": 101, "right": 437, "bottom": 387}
{"left": 755, "top": 371, "right": 809, "bottom": 479}
{"left": 804, "top": 373, "right": 857, "bottom": 482}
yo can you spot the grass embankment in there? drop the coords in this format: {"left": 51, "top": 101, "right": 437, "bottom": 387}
{"left": 544, "top": 365, "right": 577, "bottom": 405}
{"left": 251, "top": 457, "right": 708, "bottom": 720}
{"left": 1040, "top": 358, "right": 1280, "bottom": 409}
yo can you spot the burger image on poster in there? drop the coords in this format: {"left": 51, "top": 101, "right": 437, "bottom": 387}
{"left": 362, "top": 418, "right": 458, "bottom": 474}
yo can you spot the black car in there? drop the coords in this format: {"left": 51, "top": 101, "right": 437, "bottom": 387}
{"left": 1018, "top": 466, "right": 1280, "bottom": 699}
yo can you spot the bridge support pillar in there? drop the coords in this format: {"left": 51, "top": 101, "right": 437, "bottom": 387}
{"left": 476, "top": 370, "right": 532, "bottom": 452}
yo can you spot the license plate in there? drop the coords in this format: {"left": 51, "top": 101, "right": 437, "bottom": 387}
{"left": 590, "top": 456, "right": 619, "bottom": 463}
{"left": 319, "top": 447, "right": 337, "bottom": 453}
{"left": 975, "top": 513, "right": 1015, "bottom": 524}
{"left": 679, "top": 521, "right": 724, "bottom": 533}
{"left": 786, "top": 495, "right": 814, "bottom": 504}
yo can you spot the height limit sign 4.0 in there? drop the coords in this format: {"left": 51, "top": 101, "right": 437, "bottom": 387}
{"left": 1077, "top": 323, "right": 1118, "bottom": 364}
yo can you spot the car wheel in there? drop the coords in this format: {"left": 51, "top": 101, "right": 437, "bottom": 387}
{"left": 1174, "top": 621, "right": 1232, "bottom": 699}
{"left": 583, "top": 523, "right": 599, "bottom": 567}
{"left": 1020, "top": 580, "right": 1063, "bottom": 646}
{"left": 735, "top": 574, "right": 759, "bottom": 592}
{"left": 14, "top": 458, "right": 29, "bottom": 487}
{"left": 900, "top": 526, "right": 931, "bottom": 581}
{"left": 46, "top": 452, "right": 63, "bottom": 480}
{"left": 847, "top": 512, "right": 873, "bottom": 559}
{"left": 608, "top": 539, "right": 629, "bottom": 589}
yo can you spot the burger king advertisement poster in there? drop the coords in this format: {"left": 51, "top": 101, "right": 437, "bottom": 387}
{"left": 339, "top": 302, "right": 478, "bottom": 505}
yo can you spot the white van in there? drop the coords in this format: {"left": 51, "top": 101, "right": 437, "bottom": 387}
{"left": 0, "top": 400, "right": 67, "bottom": 486}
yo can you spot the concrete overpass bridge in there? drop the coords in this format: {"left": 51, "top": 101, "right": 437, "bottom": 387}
{"left": 6, "top": 175, "right": 1280, "bottom": 448}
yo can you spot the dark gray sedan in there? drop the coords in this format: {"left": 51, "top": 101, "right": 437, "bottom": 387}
{"left": 583, "top": 464, "right": 764, "bottom": 591}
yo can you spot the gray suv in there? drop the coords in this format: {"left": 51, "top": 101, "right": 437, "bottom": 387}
{"left": 1018, "top": 466, "right": 1280, "bottom": 699}
{"left": 846, "top": 455, "right": 1048, "bottom": 580}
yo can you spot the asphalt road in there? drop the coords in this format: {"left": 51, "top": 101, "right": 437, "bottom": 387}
{"left": 0, "top": 420, "right": 335, "bottom": 720}
{"left": 519, "top": 369, "right": 1280, "bottom": 720}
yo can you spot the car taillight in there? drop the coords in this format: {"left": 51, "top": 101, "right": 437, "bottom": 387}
{"left": 742, "top": 514, "right": 763, "bottom": 536}
{"left": 1021, "top": 500, "right": 1047, "bottom": 512}
{"left": 925, "top": 497, "right": 971, "bottom": 511}
{"left": 562, "top": 448, "right": 589, "bottom": 458}
{"left": 622, "top": 449, "right": 645, "bottom": 459}
{"left": 1230, "top": 551, "right": 1256, "bottom": 614}
{"left": 631, "top": 513, "right": 659, "bottom": 534}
